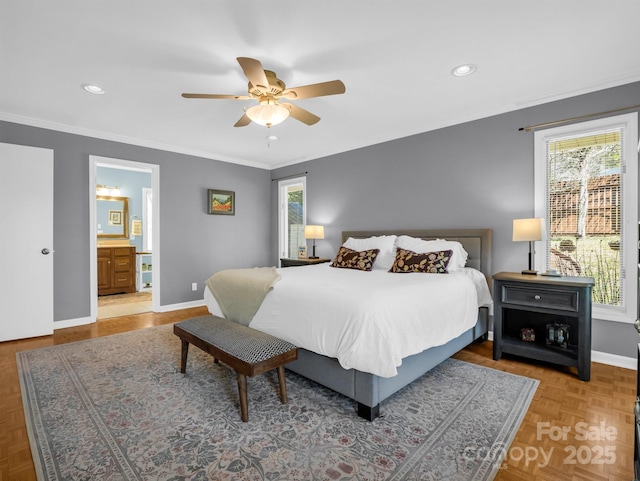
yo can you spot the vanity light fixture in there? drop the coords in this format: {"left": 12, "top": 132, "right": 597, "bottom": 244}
{"left": 96, "top": 184, "right": 121, "bottom": 196}
{"left": 83, "top": 84, "right": 105, "bottom": 95}
{"left": 451, "top": 64, "right": 477, "bottom": 77}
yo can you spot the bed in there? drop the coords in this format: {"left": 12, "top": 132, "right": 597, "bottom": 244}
{"left": 205, "top": 228, "right": 492, "bottom": 420}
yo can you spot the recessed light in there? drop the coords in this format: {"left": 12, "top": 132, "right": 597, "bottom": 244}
{"left": 82, "top": 84, "right": 105, "bottom": 95}
{"left": 451, "top": 64, "right": 477, "bottom": 77}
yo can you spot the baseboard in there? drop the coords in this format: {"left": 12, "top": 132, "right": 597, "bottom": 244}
{"left": 592, "top": 350, "right": 636, "bottom": 370}
{"left": 156, "top": 299, "right": 206, "bottom": 313}
{"left": 53, "top": 316, "right": 93, "bottom": 330}
{"left": 52, "top": 299, "right": 206, "bottom": 331}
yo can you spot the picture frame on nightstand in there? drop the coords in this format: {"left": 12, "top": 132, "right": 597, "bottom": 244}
{"left": 297, "top": 246, "right": 307, "bottom": 259}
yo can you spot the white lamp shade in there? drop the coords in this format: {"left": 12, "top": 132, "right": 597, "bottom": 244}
{"left": 246, "top": 101, "right": 289, "bottom": 127}
{"left": 304, "top": 225, "right": 325, "bottom": 240}
{"left": 513, "top": 218, "right": 547, "bottom": 242}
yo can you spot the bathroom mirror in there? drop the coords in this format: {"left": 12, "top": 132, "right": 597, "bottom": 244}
{"left": 97, "top": 195, "right": 129, "bottom": 239}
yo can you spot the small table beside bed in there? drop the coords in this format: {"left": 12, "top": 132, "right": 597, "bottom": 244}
{"left": 204, "top": 228, "right": 493, "bottom": 421}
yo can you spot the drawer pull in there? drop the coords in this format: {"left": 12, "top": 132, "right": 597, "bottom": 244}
{"left": 534, "top": 295, "right": 541, "bottom": 300}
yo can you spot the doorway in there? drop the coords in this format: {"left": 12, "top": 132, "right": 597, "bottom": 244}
{"left": 89, "top": 155, "right": 160, "bottom": 321}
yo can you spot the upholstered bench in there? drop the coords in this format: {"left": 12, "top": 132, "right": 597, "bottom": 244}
{"left": 173, "top": 315, "right": 298, "bottom": 422}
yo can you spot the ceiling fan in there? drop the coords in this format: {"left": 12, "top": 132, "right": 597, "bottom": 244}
{"left": 182, "top": 57, "right": 346, "bottom": 128}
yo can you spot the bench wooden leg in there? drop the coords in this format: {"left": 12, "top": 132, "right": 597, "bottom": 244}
{"left": 180, "top": 340, "right": 189, "bottom": 373}
{"left": 277, "top": 365, "right": 288, "bottom": 404}
{"left": 237, "top": 372, "right": 249, "bottom": 422}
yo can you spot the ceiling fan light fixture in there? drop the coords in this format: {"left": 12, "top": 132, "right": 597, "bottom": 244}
{"left": 246, "top": 99, "right": 290, "bottom": 127}
{"left": 182, "top": 57, "right": 345, "bottom": 127}
{"left": 451, "top": 64, "right": 477, "bottom": 77}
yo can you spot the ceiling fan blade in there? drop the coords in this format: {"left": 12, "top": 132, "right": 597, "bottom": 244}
{"left": 233, "top": 113, "right": 252, "bottom": 127}
{"left": 283, "top": 103, "right": 321, "bottom": 125}
{"left": 280, "top": 80, "right": 345, "bottom": 100}
{"left": 236, "top": 57, "right": 269, "bottom": 94}
{"left": 182, "top": 93, "right": 251, "bottom": 100}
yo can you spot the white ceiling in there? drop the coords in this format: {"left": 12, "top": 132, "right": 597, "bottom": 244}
{"left": 2, "top": 1, "right": 640, "bottom": 170}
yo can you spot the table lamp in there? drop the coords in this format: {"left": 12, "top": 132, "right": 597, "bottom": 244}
{"left": 304, "top": 225, "right": 324, "bottom": 259}
{"left": 513, "top": 218, "right": 547, "bottom": 275}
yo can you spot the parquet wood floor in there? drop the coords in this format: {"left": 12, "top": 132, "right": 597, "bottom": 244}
{"left": 455, "top": 343, "right": 635, "bottom": 480}
{"left": 0, "top": 308, "right": 635, "bottom": 480}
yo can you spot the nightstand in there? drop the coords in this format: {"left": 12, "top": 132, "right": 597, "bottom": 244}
{"left": 280, "top": 258, "right": 331, "bottom": 268}
{"left": 492, "top": 271, "right": 594, "bottom": 381}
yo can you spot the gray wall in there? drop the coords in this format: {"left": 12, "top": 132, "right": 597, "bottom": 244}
{"left": 0, "top": 122, "right": 271, "bottom": 320}
{"left": 270, "top": 81, "right": 640, "bottom": 359}
{"left": 2, "top": 80, "right": 639, "bottom": 359}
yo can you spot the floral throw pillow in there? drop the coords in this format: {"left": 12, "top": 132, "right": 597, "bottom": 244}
{"left": 330, "top": 246, "right": 380, "bottom": 271}
{"left": 389, "top": 248, "right": 453, "bottom": 273}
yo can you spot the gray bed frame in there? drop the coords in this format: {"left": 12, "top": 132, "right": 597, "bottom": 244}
{"left": 285, "top": 228, "right": 492, "bottom": 421}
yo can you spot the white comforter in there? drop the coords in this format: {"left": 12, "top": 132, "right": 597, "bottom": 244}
{"left": 205, "top": 264, "right": 492, "bottom": 378}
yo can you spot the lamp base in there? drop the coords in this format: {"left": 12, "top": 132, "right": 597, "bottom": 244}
{"left": 308, "top": 256, "right": 319, "bottom": 259}
{"left": 521, "top": 269, "right": 538, "bottom": 275}
{"left": 540, "top": 270, "right": 561, "bottom": 277}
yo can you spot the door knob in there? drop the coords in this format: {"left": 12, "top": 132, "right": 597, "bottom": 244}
{"left": 41, "top": 248, "right": 50, "bottom": 255}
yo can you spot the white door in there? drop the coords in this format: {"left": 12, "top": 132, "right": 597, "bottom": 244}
{"left": 0, "top": 142, "right": 54, "bottom": 341}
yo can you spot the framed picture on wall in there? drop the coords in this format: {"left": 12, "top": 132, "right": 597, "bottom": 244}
{"left": 131, "top": 219, "right": 142, "bottom": 236}
{"left": 108, "top": 210, "right": 122, "bottom": 225}
{"left": 208, "top": 189, "right": 235, "bottom": 215}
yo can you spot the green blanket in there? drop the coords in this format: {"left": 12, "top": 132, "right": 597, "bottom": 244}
{"left": 206, "top": 267, "right": 281, "bottom": 326}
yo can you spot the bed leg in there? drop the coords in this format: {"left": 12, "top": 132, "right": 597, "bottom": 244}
{"left": 357, "top": 402, "right": 380, "bottom": 421}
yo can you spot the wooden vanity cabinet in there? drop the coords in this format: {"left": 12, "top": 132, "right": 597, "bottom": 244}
{"left": 98, "top": 246, "right": 136, "bottom": 295}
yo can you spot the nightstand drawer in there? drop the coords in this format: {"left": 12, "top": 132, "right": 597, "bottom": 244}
{"left": 501, "top": 284, "right": 579, "bottom": 312}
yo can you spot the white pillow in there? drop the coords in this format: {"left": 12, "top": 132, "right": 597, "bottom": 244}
{"left": 396, "top": 236, "right": 468, "bottom": 271}
{"left": 343, "top": 235, "right": 397, "bottom": 270}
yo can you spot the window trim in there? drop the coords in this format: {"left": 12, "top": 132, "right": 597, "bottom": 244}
{"left": 534, "top": 112, "right": 638, "bottom": 323}
{"left": 278, "top": 176, "right": 306, "bottom": 260}
{"left": 142, "top": 187, "right": 152, "bottom": 252}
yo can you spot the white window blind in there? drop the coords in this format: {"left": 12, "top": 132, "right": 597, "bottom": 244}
{"left": 544, "top": 128, "right": 623, "bottom": 306}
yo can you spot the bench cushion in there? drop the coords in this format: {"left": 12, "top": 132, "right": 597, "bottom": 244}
{"left": 175, "top": 315, "right": 297, "bottom": 364}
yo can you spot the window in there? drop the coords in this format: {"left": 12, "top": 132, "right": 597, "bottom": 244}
{"left": 278, "top": 177, "right": 306, "bottom": 260}
{"left": 534, "top": 113, "right": 638, "bottom": 323}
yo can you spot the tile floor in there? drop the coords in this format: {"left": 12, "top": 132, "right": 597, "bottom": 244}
{"left": 97, "top": 296, "right": 152, "bottom": 320}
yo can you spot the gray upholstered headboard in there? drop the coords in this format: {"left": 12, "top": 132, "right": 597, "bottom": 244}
{"left": 341, "top": 229, "right": 492, "bottom": 280}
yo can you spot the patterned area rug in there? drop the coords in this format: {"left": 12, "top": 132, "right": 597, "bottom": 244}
{"left": 17, "top": 325, "right": 538, "bottom": 481}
